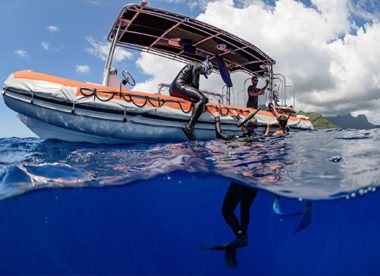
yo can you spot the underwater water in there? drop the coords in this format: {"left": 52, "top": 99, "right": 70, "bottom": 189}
{"left": 0, "top": 129, "right": 380, "bottom": 274}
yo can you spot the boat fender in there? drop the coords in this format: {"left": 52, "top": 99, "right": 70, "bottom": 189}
{"left": 71, "top": 101, "right": 76, "bottom": 114}
{"left": 30, "top": 90, "right": 35, "bottom": 104}
{"left": 123, "top": 107, "right": 128, "bottom": 122}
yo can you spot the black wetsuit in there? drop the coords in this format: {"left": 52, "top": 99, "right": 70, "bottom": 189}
{"left": 222, "top": 182, "right": 258, "bottom": 236}
{"left": 214, "top": 118, "right": 258, "bottom": 237}
{"left": 170, "top": 63, "right": 208, "bottom": 127}
{"left": 214, "top": 117, "right": 256, "bottom": 141}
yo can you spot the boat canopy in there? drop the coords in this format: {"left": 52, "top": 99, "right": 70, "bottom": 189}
{"left": 107, "top": 3, "right": 275, "bottom": 76}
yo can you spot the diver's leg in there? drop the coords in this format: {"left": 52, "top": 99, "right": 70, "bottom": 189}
{"left": 181, "top": 86, "right": 208, "bottom": 126}
{"left": 224, "top": 185, "right": 257, "bottom": 248}
{"left": 182, "top": 87, "right": 208, "bottom": 140}
{"left": 224, "top": 247, "right": 238, "bottom": 268}
{"left": 222, "top": 183, "right": 242, "bottom": 235}
{"left": 240, "top": 187, "right": 258, "bottom": 235}
{"left": 171, "top": 85, "right": 208, "bottom": 140}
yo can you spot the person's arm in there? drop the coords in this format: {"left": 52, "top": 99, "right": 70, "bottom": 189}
{"left": 249, "top": 80, "right": 269, "bottom": 97}
{"left": 258, "top": 80, "right": 270, "bottom": 95}
{"left": 268, "top": 102, "right": 280, "bottom": 119}
{"left": 265, "top": 121, "right": 286, "bottom": 136}
{"left": 214, "top": 117, "right": 236, "bottom": 141}
{"left": 265, "top": 123, "right": 271, "bottom": 136}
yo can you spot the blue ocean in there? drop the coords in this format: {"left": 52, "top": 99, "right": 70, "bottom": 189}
{"left": 1, "top": 129, "right": 380, "bottom": 275}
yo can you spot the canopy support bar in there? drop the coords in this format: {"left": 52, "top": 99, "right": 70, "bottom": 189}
{"left": 102, "top": 21, "right": 122, "bottom": 86}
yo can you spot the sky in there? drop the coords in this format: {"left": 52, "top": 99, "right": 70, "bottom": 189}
{"left": 1, "top": 0, "right": 379, "bottom": 137}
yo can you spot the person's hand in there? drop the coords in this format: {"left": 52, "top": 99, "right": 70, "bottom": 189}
{"left": 265, "top": 79, "right": 270, "bottom": 85}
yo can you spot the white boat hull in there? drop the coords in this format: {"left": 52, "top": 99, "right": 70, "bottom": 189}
{"left": 4, "top": 94, "right": 224, "bottom": 143}
{"left": 2, "top": 71, "right": 313, "bottom": 144}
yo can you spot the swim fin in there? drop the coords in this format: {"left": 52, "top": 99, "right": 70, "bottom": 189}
{"left": 198, "top": 243, "right": 230, "bottom": 251}
{"left": 294, "top": 201, "right": 313, "bottom": 233}
{"left": 182, "top": 123, "right": 196, "bottom": 140}
{"left": 198, "top": 235, "right": 248, "bottom": 251}
{"left": 273, "top": 196, "right": 303, "bottom": 217}
{"left": 225, "top": 247, "right": 238, "bottom": 268}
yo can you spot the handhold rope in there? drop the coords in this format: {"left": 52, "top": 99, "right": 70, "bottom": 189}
{"left": 177, "top": 100, "right": 193, "bottom": 114}
{"left": 147, "top": 97, "right": 165, "bottom": 107}
{"left": 79, "top": 87, "right": 249, "bottom": 117}
{"left": 94, "top": 90, "right": 117, "bottom": 102}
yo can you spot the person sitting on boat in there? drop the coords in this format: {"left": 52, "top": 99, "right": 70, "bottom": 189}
{"left": 265, "top": 102, "right": 290, "bottom": 136}
{"left": 170, "top": 58, "right": 213, "bottom": 140}
{"left": 247, "top": 76, "right": 269, "bottom": 109}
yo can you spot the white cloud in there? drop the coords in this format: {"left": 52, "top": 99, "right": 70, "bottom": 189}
{"left": 161, "top": 0, "right": 217, "bottom": 10}
{"left": 131, "top": 0, "right": 380, "bottom": 124}
{"left": 46, "top": 25, "right": 60, "bottom": 33}
{"left": 14, "top": 49, "right": 28, "bottom": 58}
{"left": 87, "top": 0, "right": 101, "bottom": 6}
{"left": 40, "top": 41, "right": 63, "bottom": 53}
{"left": 85, "top": 36, "right": 133, "bottom": 62}
{"left": 133, "top": 53, "right": 183, "bottom": 93}
{"left": 41, "top": 41, "right": 50, "bottom": 50}
{"left": 75, "top": 65, "right": 90, "bottom": 74}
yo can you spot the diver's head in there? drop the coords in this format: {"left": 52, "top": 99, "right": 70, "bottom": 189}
{"left": 277, "top": 115, "right": 289, "bottom": 131}
{"left": 251, "top": 76, "right": 258, "bottom": 85}
{"left": 244, "top": 118, "right": 258, "bottom": 134}
{"left": 202, "top": 57, "right": 213, "bottom": 79}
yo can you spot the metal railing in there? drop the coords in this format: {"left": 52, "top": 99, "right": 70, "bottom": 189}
{"left": 157, "top": 83, "right": 225, "bottom": 103}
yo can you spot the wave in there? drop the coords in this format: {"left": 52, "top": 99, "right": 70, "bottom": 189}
{"left": 1, "top": 129, "right": 380, "bottom": 201}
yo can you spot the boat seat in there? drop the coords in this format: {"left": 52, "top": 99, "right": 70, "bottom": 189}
{"left": 108, "top": 68, "right": 121, "bottom": 89}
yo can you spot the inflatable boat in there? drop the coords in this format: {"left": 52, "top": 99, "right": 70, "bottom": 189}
{"left": 2, "top": 3, "right": 313, "bottom": 144}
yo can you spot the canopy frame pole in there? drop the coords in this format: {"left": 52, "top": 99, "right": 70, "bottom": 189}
{"left": 274, "top": 73, "right": 286, "bottom": 105}
{"left": 102, "top": 21, "right": 122, "bottom": 86}
{"left": 286, "top": 84, "right": 296, "bottom": 109}
{"left": 269, "top": 65, "right": 273, "bottom": 105}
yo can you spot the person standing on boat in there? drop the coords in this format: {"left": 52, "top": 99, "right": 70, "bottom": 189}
{"left": 247, "top": 76, "right": 269, "bottom": 109}
{"left": 170, "top": 58, "right": 213, "bottom": 140}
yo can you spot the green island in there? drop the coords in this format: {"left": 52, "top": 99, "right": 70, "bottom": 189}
{"left": 297, "top": 111, "right": 337, "bottom": 129}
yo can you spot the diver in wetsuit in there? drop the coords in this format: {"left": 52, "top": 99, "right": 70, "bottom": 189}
{"left": 170, "top": 59, "right": 213, "bottom": 140}
{"left": 199, "top": 114, "right": 259, "bottom": 267}
{"left": 215, "top": 115, "right": 259, "bottom": 247}
{"left": 222, "top": 182, "right": 258, "bottom": 247}
{"left": 201, "top": 113, "right": 312, "bottom": 267}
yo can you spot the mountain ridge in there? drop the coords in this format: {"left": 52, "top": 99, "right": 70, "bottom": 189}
{"left": 325, "top": 113, "right": 380, "bottom": 129}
